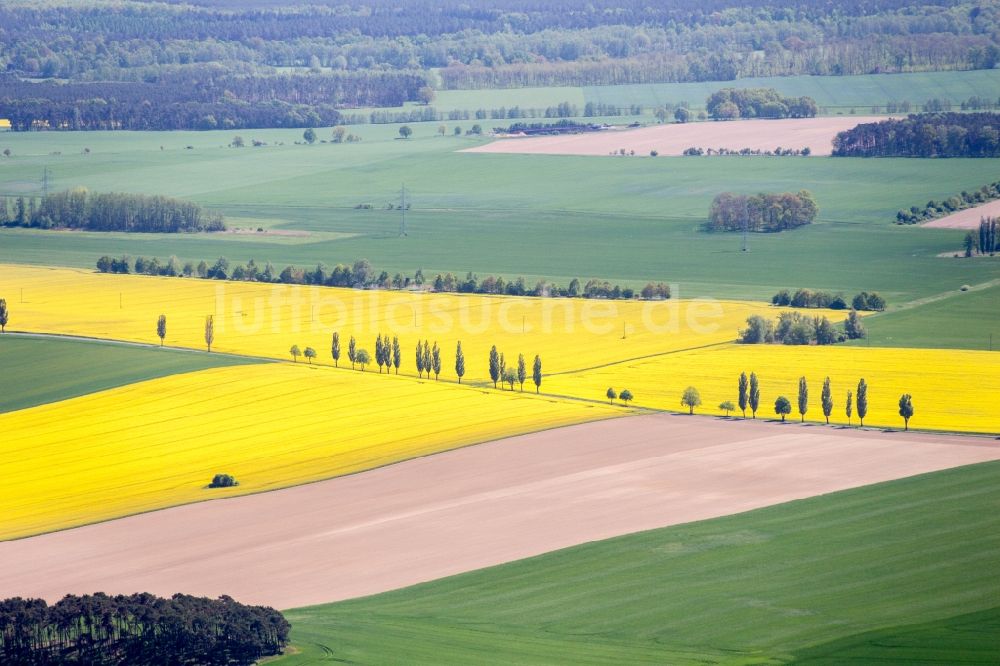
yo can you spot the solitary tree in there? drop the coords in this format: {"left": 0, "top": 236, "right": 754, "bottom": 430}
{"left": 719, "top": 400, "right": 735, "bottom": 416}
{"left": 156, "top": 314, "right": 167, "bottom": 346}
{"left": 532, "top": 354, "right": 542, "bottom": 394}
{"left": 821, "top": 377, "right": 833, "bottom": 424}
{"left": 348, "top": 335, "right": 357, "bottom": 369}
{"left": 681, "top": 386, "right": 702, "bottom": 414}
{"left": 619, "top": 389, "right": 633, "bottom": 406}
{"left": 331, "top": 331, "right": 341, "bottom": 367}
{"left": 606, "top": 387, "right": 617, "bottom": 404}
{"left": 898, "top": 393, "right": 914, "bottom": 430}
{"left": 432, "top": 342, "right": 441, "bottom": 380}
{"left": 204, "top": 315, "right": 214, "bottom": 352}
{"left": 455, "top": 341, "right": 465, "bottom": 383}
{"left": 775, "top": 396, "right": 792, "bottom": 421}
{"left": 290, "top": 344, "right": 301, "bottom": 362}
{"left": 304, "top": 347, "right": 316, "bottom": 364}
{"left": 797, "top": 376, "right": 808, "bottom": 422}
{"left": 738, "top": 371, "right": 749, "bottom": 417}
{"left": 392, "top": 336, "right": 401, "bottom": 374}
{"left": 303, "top": 128, "right": 317, "bottom": 144}
{"left": 749, "top": 372, "right": 760, "bottom": 418}
{"left": 517, "top": 354, "right": 526, "bottom": 391}
{"left": 857, "top": 378, "right": 868, "bottom": 426}
{"left": 845, "top": 390, "right": 853, "bottom": 426}
{"left": 489, "top": 345, "right": 500, "bottom": 388}
{"left": 399, "top": 125, "right": 413, "bottom": 139}
{"left": 356, "top": 349, "right": 371, "bottom": 371}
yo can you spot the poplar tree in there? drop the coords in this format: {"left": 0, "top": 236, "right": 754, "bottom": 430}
{"left": 423, "top": 340, "right": 431, "bottom": 379}
{"left": 857, "top": 378, "right": 868, "bottom": 426}
{"left": 517, "top": 353, "right": 526, "bottom": 391}
{"left": 416, "top": 342, "right": 426, "bottom": 378}
{"left": 432, "top": 342, "right": 441, "bottom": 380}
{"left": 348, "top": 335, "right": 357, "bottom": 369}
{"left": 204, "top": 315, "right": 214, "bottom": 352}
{"left": 821, "top": 377, "right": 833, "bottom": 424}
{"left": 455, "top": 341, "right": 465, "bottom": 383}
{"left": 738, "top": 371, "right": 748, "bottom": 417}
{"left": 331, "top": 331, "right": 341, "bottom": 367}
{"left": 846, "top": 390, "right": 853, "bottom": 425}
{"left": 532, "top": 354, "right": 542, "bottom": 393}
{"left": 797, "top": 376, "right": 808, "bottom": 422}
{"left": 749, "top": 372, "right": 760, "bottom": 418}
{"left": 375, "top": 334, "right": 384, "bottom": 373}
{"left": 392, "top": 336, "right": 401, "bottom": 374}
{"left": 489, "top": 345, "right": 500, "bottom": 388}
{"left": 0, "top": 298, "right": 10, "bottom": 333}
{"left": 156, "top": 314, "right": 166, "bottom": 346}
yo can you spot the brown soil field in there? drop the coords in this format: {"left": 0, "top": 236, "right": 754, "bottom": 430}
{"left": 461, "top": 116, "right": 886, "bottom": 158}
{"left": 922, "top": 199, "right": 1000, "bottom": 229}
{"left": 1, "top": 415, "right": 996, "bottom": 610}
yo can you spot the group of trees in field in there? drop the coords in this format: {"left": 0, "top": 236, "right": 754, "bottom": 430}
{"left": 706, "top": 191, "right": 818, "bottom": 233}
{"left": 489, "top": 346, "right": 542, "bottom": 393}
{"left": 965, "top": 217, "right": 999, "bottom": 256}
{"left": 0, "top": 592, "right": 288, "bottom": 665}
{"left": 95, "top": 255, "right": 667, "bottom": 301}
{"left": 706, "top": 88, "right": 818, "bottom": 120}
{"left": 740, "top": 310, "right": 866, "bottom": 345}
{"left": 832, "top": 113, "right": 1000, "bottom": 158}
{"left": 895, "top": 180, "right": 1000, "bottom": 224}
{"left": 683, "top": 146, "right": 811, "bottom": 157}
{"left": 771, "top": 289, "right": 885, "bottom": 311}
{"left": 326, "top": 331, "right": 541, "bottom": 391}
{"left": 2, "top": 190, "right": 223, "bottom": 233}
{"left": 733, "top": 372, "right": 912, "bottom": 429}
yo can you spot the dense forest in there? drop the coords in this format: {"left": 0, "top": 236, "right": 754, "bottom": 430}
{"left": 707, "top": 191, "right": 819, "bottom": 232}
{"left": 3, "top": 190, "right": 224, "bottom": 232}
{"left": 832, "top": 112, "right": 1000, "bottom": 157}
{"left": 0, "top": 593, "right": 289, "bottom": 665}
{"left": 0, "top": 0, "right": 998, "bottom": 129}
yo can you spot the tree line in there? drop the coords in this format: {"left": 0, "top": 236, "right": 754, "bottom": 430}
{"left": 95, "top": 255, "right": 670, "bottom": 301}
{"left": 771, "top": 289, "right": 885, "bottom": 311}
{"left": 832, "top": 113, "right": 1000, "bottom": 158}
{"left": 0, "top": 592, "right": 288, "bottom": 665}
{"left": 739, "top": 310, "right": 867, "bottom": 345}
{"left": 683, "top": 146, "right": 811, "bottom": 157}
{"left": 3, "top": 190, "right": 223, "bottom": 233}
{"left": 896, "top": 180, "right": 1000, "bottom": 224}
{"left": 706, "top": 88, "right": 818, "bottom": 120}
{"left": 706, "top": 191, "right": 818, "bottom": 233}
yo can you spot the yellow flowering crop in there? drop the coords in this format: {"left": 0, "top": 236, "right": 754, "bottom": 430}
{"left": 548, "top": 344, "right": 1000, "bottom": 434}
{"left": 0, "top": 363, "right": 621, "bottom": 541}
{"left": 0, "top": 264, "right": 841, "bottom": 378}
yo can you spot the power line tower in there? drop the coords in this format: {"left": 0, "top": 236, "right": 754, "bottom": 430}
{"left": 398, "top": 183, "right": 408, "bottom": 237}
{"left": 740, "top": 199, "right": 749, "bottom": 252}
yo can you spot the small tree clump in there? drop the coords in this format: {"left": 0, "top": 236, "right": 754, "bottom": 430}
{"left": 209, "top": 473, "right": 238, "bottom": 488}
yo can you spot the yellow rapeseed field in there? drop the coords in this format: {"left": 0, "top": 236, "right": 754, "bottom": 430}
{"left": 0, "top": 264, "right": 842, "bottom": 378}
{"left": 548, "top": 344, "right": 1000, "bottom": 433}
{"left": 0, "top": 363, "right": 621, "bottom": 541}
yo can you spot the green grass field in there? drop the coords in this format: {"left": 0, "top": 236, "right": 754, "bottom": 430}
{"left": 846, "top": 282, "right": 1000, "bottom": 351}
{"left": 1, "top": 127, "right": 998, "bottom": 306}
{"left": 0, "top": 335, "right": 258, "bottom": 413}
{"left": 277, "top": 460, "right": 1000, "bottom": 664}
{"left": 432, "top": 69, "right": 1000, "bottom": 114}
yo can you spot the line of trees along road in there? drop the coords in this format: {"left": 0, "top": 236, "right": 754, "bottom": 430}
{"left": 0, "top": 592, "right": 288, "bottom": 666}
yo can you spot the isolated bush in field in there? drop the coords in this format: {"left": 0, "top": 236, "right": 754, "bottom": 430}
{"left": 209, "top": 473, "right": 238, "bottom": 488}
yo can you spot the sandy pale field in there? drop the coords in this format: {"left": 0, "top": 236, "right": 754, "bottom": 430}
{"left": 1, "top": 415, "right": 997, "bottom": 610}
{"left": 461, "top": 116, "right": 886, "bottom": 157}
{"left": 922, "top": 199, "right": 1000, "bottom": 229}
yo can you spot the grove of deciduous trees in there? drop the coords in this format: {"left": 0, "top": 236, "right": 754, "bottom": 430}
{"left": 707, "top": 191, "right": 818, "bottom": 232}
